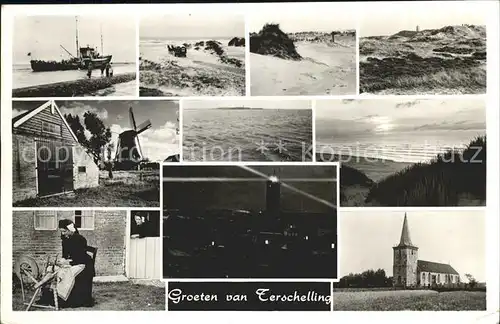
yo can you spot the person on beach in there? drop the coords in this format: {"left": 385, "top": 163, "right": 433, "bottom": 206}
{"left": 109, "top": 63, "right": 114, "bottom": 77}
{"left": 87, "top": 62, "right": 93, "bottom": 79}
{"left": 105, "top": 63, "right": 110, "bottom": 77}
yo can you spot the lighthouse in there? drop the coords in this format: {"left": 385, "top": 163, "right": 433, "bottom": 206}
{"left": 266, "top": 175, "right": 281, "bottom": 215}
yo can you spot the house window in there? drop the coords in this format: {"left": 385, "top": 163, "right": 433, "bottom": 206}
{"left": 42, "top": 121, "right": 61, "bottom": 136}
{"left": 73, "top": 210, "right": 94, "bottom": 230}
{"left": 78, "top": 166, "right": 86, "bottom": 173}
{"left": 34, "top": 211, "right": 57, "bottom": 230}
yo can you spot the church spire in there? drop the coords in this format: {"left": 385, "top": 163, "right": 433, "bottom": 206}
{"left": 398, "top": 213, "right": 414, "bottom": 247}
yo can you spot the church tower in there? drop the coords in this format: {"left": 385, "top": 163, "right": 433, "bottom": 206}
{"left": 393, "top": 213, "right": 419, "bottom": 287}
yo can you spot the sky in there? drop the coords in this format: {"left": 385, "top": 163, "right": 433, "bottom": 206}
{"left": 315, "top": 99, "right": 486, "bottom": 135}
{"left": 140, "top": 14, "right": 245, "bottom": 39}
{"left": 12, "top": 100, "right": 180, "bottom": 161}
{"left": 360, "top": 2, "right": 486, "bottom": 36}
{"left": 184, "top": 99, "right": 311, "bottom": 110}
{"left": 249, "top": 10, "right": 357, "bottom": 33}
{"left": 13, "top": 15, "right": 136, "bottom": 64}
{"left": 339, "top": 210, "right": 486, "bottom": 282}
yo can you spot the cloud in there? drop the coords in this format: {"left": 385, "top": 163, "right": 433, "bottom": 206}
{"left": 58, "top": 102, "right": 109, "bottom": 121}
{"left": 12, "top": 109, "right": 24, "bottom": 118}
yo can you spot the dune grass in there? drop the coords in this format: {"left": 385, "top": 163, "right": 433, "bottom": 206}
{"left": 360, "top": 55, "right": 485, "bottom": 94}
{"left": 365, "top": 136, "right": 486, "bottom": 206}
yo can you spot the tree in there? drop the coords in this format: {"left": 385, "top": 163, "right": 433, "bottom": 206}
{"left": 83, "top": 111, "right": 112, "bottom": 164}
{"left": 64, "top": 112, "right": 112, "bottom": 165}
{"left": 465, "top": 273, "right": 478, "bottom": 288}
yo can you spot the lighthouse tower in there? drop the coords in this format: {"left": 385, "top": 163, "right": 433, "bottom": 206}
{"left": 266, "top": 175, "right": 281, "bottom": 216}
{"left": 393, "top": 213, "right": 419, "bottom": 287}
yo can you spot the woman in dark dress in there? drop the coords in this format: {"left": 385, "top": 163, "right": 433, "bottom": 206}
{"left": 39, "top": 219, "right": 95, "bottom": 308}
{"left": 58, "top": 219, "right": 95, "bottom": 308}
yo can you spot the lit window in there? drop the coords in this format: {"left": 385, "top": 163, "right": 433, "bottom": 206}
{"left": 265, "top": 240, "right": 269, "bottom": 245}
{"left": 34, "top": 211, "right": 57, "bottom": 230}
{"left": 305, "top": 236, "right": 309, "bottom": 240}
{"left": 331, "top": 243, "right": 335, "bottom": 249}
{"left": 73, "top": 210, "right": 94, "bottom": 230}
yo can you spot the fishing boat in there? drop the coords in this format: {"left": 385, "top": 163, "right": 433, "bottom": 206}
{"left": 29, "top": 17, "right": 112, "bottom": 72}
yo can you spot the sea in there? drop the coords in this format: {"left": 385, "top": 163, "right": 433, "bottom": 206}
{"left": 316, "top": 129, "right": 486, "bottom": 163}
{"left": 183, "top": 109, "right": 313, "bottom": 162}
{"left": 12, "top": 63, "right": 136, "bottom": 95}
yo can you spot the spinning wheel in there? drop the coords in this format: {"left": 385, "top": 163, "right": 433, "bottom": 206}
{"left": 14, "top": 254, "right": 60, "bottom": 311}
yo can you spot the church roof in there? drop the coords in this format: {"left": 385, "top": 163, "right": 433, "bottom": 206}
{"left": 397, "top": 213, "right": 416, "bottom": 247}
{"left": 417, "top": 260, "right": 459, "bottom": 275}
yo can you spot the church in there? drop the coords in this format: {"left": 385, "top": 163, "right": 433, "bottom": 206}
{"left": 393, "top": 214, "right": 461, "bottom": 288}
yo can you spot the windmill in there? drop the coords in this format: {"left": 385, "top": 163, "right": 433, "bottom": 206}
{"left": 114, "top": 107, "right": 152, "bottom": 169}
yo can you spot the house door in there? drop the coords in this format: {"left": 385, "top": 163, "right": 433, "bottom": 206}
{"left": 431, "top": 274, "right": 437, "bottom": 286}
{"left": 129, "top": 237, "right": 162, "bottom": 279}
{"left": 36, "top": 139, "right": 74, "bottom": 196}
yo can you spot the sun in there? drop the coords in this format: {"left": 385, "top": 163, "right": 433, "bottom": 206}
{"left": 370, "top": 116, "right": 394, "bottom": 133}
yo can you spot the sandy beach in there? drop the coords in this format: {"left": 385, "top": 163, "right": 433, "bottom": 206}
{"left": 251, "top": 35, "right": 356, "bottom": 96}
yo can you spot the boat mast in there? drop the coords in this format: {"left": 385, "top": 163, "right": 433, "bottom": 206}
{"left": 100, "top": 24, "right": 104, "bottom": 54}
{"left": 75, "top": 16, "right": 80, "bottom": 59}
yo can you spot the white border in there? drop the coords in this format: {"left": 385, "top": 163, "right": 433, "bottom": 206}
{"left": 1, "top": 1, "right": 499, "bottom": 322}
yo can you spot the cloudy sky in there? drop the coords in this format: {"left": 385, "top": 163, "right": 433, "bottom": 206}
{"left": 140, "top": 14, "right": 245, "bottom": 39}
{"left": 316, "top": 99, "right": 486, "bottom": 135}
{"left": 339, "top": 210, "right": 486, "bottom": 282}
{"left": 12, "top": 100, "right": 179, "bottom": 161}
{"left": 249, "top": 9, "right": 357, "bottom": 33}
{"left": 360, "top": 2, "right": 486, "bottom": 36}
{"left": 184, "top": 99, "right": 311, "bottom": 110}
{"left": 13, "top": 15, "right": 136, "bottom": 64}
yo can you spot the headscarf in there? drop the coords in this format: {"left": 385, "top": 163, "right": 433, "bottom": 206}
{"left": 58, "top": 219, "right": 78, "bottom": 233}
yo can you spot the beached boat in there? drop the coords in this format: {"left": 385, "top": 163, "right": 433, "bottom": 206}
{"left": 29, "top": 17, "right": 112, "bottom": 72}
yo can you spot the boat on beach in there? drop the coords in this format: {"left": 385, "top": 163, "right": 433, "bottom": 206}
{"left": 29, "top": 17, "right": 112, "bottom": 72}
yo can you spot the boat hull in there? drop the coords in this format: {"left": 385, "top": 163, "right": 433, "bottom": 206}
{"left": 30, "top": 60, "right": 80, "bottom": 72}
{"left": 30, "top": 55, "right": 113, "bottom": 72}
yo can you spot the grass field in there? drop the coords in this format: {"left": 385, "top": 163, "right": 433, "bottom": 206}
{"left": 12, "top": 281, "right": 165, "bottom": 311}
{"left": 332, "top": 290, "right": 486, "bottom": 311}
{"left": 360, "top": 25, "right": 486, "bottom": 94}
{"left": 13, "top": 170, "right": 160, "bottom": 207}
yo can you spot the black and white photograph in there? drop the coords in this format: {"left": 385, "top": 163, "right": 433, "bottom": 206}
{"left": 249, "top": 11, "right": 356, "bottom": 96}
{"left": 315, "top": 98, "right": 486, "bottom": 207}
{"left": 12, "top": 16, "right": 137, "bottom": 97}
{"left": 12, "top": 210, "right": 165, "bottom": 311}
{"left": 183, "top": 99, "right": 313, "bottom": 162}
{"left": 129, "top": 211, "right": 162, "bottom": 279}
{"left": 333, "top": 210, "right": 486, "bottom": 311}
{"left": 162, "top": 164, "right": 338, "bottom": 278}
{"left": 359, "top": 3, "right": 486, "bottom": 94}
{"left": 139, "top": 14, "right": 246, "bottom": 96}
{"left": 12, "top": 100, "right": 180, "bottom": 207}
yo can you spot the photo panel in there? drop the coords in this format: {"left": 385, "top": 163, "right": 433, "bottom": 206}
{"left": 12, "top": 100, "right": 180, "bottom": 207}
{"left": 334, "top": 209, "right": 486, "bottom": 311}
{"left": 139, "top": 13, "right": 246, "bottom": 97}
{"left": 12, "top": 209, "right": 166, "bottom": 311}
{"left": 359, "top": 2, "right": 486, "bottom": 95}
{"left": 162, "top": 164, "right": 338, "bottom": 279}
{"left": 315, "top": 98, "right": 486, "bottom": 207}
{"left": 12, "top": 15, "right": 137, "bottom": 98}
{"left": 248, "top": 8, "right": 357, "bottom": 96}
{"left": 182, "top": 99, "right": 313, "bottom": 162}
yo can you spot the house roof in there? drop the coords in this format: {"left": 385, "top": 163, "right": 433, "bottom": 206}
{"left": 397, "top": 213, "right": 416, "bottom": 247}
{"left": 417, "top": 260, "right": 459, "bottom": 275}
{"left": 12, "top": 100, "right": 80, "bottom": 143}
